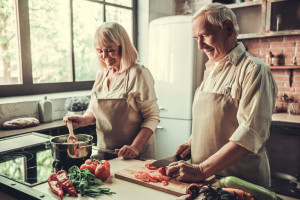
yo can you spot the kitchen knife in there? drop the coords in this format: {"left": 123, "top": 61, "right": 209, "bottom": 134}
{"left": 151, "top": 154, "right": 181, "bottom": 168}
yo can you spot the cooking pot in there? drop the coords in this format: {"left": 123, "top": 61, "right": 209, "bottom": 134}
{"left": 50, "top": 134, "right": 93, "bottom": 161}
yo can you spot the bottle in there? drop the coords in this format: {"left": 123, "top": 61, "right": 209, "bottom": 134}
{"left": 265, "top": 52, "right": 272, "bottom": 66}
{"left": 276, "top": 14, "right": 282, "bottom": 31}
{"left": 39, "top": 96, "right": 53, "bottom": 123}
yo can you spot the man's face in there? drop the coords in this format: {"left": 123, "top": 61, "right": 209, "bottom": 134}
{"left": 193, "top": 13, "right": 229, "bottom": 62}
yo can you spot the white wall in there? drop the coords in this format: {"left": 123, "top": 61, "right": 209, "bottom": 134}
{"left": 137, "top": 0, "right": 175, "bottom": 67}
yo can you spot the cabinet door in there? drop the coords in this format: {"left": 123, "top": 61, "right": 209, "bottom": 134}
{"left": 155, "top": 118, "right": 191, "bottom": 160}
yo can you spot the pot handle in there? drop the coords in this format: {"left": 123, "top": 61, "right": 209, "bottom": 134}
{"left": 78, "top": 144, "right": 92, "bottom": 149}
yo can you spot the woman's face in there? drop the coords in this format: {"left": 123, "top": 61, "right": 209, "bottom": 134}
{"left": 95, "top": 43, "right": 121, "bottom": 68}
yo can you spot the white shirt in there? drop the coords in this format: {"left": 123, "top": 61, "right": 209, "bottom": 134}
{"left": 200, "top": 43, "right": 278, "bottom": 154}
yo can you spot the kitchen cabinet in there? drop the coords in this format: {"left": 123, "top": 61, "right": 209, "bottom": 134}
{"left": 212, "top": 0, "right": 300, "bottom": 39}
{"left": 155, "top": 118, "right": 191, "bottom": 160}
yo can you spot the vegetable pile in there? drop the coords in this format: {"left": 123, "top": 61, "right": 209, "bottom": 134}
{"left": 48, "top": 158, "right": 115, "bottom": 199}
{"left": 68, "top": 165, "right": 115, "bottom": 197}
{"left": 80, "top": 158, "right": 111, "bottom": 181}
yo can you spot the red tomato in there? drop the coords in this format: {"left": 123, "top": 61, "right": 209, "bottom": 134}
{"left": 162, "top": 180, "right": 169, "bottom": 186}
{"left": 158, "top": 167, "right": 167, "bottom": 175}
{"left": 80, "top": 159, "right": 98, "bottom": 174}
{"left": 94, "top": 160, "right": 110, "bottom": 181}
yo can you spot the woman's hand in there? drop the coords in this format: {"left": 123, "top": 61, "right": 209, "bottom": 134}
{"left": 166, "top": 161, "right": 205, "bottom": 182}
{"left": 175, "top": 140, "right": 191, "bottom": 160}
{"left": 115, "top": 145, "right": 139, "bottom": 159}
{"left": 63, "top": 115, "right": 86, "bottom": 130}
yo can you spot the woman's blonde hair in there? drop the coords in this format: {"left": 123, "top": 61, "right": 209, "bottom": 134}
{"left": 94, "top": 22, "right": 138, "bottom": 72}
{"left": 192, "top": 3, "right": 239, "bottom": 36}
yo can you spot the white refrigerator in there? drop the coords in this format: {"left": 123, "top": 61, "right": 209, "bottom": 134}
{"left": 148, "top": 15, "right": 208, "bottom": 160}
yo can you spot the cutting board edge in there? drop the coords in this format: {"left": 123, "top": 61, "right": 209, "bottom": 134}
{"left": 115, "top": 173, "right": 185, "bottom": 197}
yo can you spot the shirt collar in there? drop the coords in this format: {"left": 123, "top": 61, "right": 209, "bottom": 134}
{"left": 224, "top": 42, "right": 246, "bottom": 66}
{"left": 205, "top": 42, "right": 246, "bottom": 68}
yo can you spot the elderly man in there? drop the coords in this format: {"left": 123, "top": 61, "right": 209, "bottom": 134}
{"left": 166, "top": 3, "right": 278, "bottom": 187}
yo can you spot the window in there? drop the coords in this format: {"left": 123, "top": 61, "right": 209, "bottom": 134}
{"left": 0, "top": 0, "right": 137, "bottom": 97}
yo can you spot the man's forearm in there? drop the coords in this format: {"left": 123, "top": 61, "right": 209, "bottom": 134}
{"left": 200, "top": 141, "right": 250, "bottom": 178}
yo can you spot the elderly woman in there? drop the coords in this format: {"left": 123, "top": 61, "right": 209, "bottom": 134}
{"left": 64, "top": 22, "right": 159, "bottom": 159}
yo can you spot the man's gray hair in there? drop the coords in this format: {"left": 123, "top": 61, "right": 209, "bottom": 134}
{"left": 193, "top": 3, "right": 239, "bottom": 36}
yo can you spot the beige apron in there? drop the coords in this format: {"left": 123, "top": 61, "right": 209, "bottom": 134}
{"left": 91, "top": 67, "right": 155, "bottom": 159}
{"left": 191, "top": 71, "right": 271, "bottom": 187}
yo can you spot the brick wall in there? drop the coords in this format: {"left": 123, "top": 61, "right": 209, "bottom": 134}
{"left": 241, "top": 36, "right": 300, "bottom": 104}
{"left": 175, "top": 0, "right": 300, "bottom": 105}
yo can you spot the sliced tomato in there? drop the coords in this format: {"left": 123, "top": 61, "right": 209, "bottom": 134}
{"left": 134, "top": 172, "right": 143, "bottom": 179}
{"left": 141, "top": 173, "right": 150, "bottom": 182}
{"left": 145, "top": 163, "right": 158, "bottom": 170}
{"left": 162, "top": 180, "right": 169, "bottom": 186}
{"left": 152, "top": 175, "right": 163, "bottom": 182}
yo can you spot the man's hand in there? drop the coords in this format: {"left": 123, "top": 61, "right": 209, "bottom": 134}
{"left": 115, "top": 145, "right": 139, "bottom": 159}
{"left": 166, "top": 161, "right": 204, "bottom": 182}
{"left": 175, "top": 140, "right": 191, "bottom": 160}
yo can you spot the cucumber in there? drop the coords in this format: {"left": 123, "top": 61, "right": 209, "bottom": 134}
{"left": 219, "top": 176, "right": 277, "bottom": 200}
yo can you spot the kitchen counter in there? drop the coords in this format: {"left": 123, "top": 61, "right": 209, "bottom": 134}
{"left": 0, "top": 157, "right": 298, "bottom": 200}
{"left": 1, "top": 113, "right": 299, "bottom": 139}
{"left": 272, "top": 113, "right": 300, "bottom": 127}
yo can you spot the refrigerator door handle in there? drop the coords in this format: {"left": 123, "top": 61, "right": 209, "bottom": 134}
{"left": 159, "top": 107, "right": 165, "bottom": 110}
{"left": 156, "top": 125, "right": 164, "bottom": 129}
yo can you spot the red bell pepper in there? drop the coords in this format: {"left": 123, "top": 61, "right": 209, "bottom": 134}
{"left": 94, "top": 160, "right": 111, "bottom": 181}
{"left": 56, "top": 170, "right": 78, "bottom": 197}
{"left": 48, "top": 173, "right": 64, "bottom": 200}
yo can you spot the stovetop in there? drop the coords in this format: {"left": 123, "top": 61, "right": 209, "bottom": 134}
{"left": 0, "top": 132, "right": 118, "bottom": 188}
{"left": 0, "top": 133, "right": 54, "bottom": 187}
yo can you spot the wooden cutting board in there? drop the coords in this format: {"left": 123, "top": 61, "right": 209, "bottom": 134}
{"left": 115, "top": 160, "right": 215, "bottom": 196}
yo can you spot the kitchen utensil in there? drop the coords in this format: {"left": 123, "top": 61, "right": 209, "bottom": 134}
{"left": 50, "top": 134, "right": 93, "bottom": 161}
{"left": 151, "top": 154, "right": 181, "bottom": 167}
{"left": 115, "top": 160, "right": 215, "bottom": 196}
{"left": 67, "top": 120, "right": 78, "bottom": 144}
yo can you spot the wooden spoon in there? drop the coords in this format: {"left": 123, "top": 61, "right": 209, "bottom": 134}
{"left": 67, "top": 120, "right": 78, "bottom": 144}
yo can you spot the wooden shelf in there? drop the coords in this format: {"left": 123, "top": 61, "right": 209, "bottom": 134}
{"left": 269, "top": 66, "right": 300, "bottom": 69}
{"left": 227, "top": 0, "right": 262, "bottom": 9}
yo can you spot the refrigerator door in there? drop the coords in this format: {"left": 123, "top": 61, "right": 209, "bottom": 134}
{"left": 155, "top": 118, "right": 191, "bottom": 160}
{"left": 148, "top": 16, "right": 201, "bottom": 120}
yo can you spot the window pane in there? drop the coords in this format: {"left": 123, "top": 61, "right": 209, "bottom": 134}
{"left": 29, "top": 0, "right": 72, "bottom": 83}
{"left": 106, "top": 6, "right": 133, "bottom": 42}
{"left": 0, "top": 1, "right": 20, "bottom": 85}
{"left": 73, "top": 0, "right": 103, "bottom": 81}
{"left": 106, "top": 0, "right": 132, "bottom": 7}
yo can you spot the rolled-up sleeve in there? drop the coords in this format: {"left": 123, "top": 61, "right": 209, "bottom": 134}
{"left": 133, "top": 68, "right": 160, "bottom": 132}
{"left": 230, "top": 64, "right": 278, "bottom": 154}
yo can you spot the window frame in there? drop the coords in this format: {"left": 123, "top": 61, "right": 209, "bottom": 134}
{"left": 0, "top": 0, "right": 137, "bottom": 97}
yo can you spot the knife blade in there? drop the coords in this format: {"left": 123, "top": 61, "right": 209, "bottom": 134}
{"left": 151, "top": 154, "right": 181, "bottom": 168}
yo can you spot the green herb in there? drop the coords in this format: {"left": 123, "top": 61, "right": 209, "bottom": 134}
{"left": 68, "top": 166, "right": 115, "bottom": 197}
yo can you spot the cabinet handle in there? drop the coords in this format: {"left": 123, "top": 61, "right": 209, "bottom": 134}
{"left": 156, "top": 125, "right": 164, "bottom": 129}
